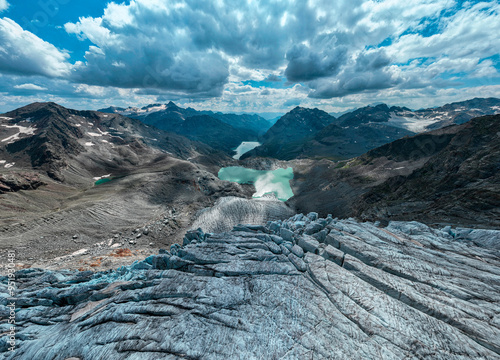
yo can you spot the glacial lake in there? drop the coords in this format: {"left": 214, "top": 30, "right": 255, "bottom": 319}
{"left": 218, "top": 166, "right": 294, "bottom": 201}
{"left": 94, "top": 177, "right": 113, "bottom": 185}
{"left": 233, "top": 141, "right": 261, "bottom": 160}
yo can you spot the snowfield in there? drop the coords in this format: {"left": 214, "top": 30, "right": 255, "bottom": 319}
{"left": 1, "top": 124, "right": 36, "bottom": 143}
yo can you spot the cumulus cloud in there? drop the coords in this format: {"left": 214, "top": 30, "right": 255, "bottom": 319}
{"left": 62, "top": 0, "right": 454, "bottom": 98}
{"left": 13, "top": 83, "right": 47, "bottom": 91}
{"left": 0, "top": 18, "right": 71, "bottom": 77}
{"left": 265, "top": 74, "right": 281, "bottom": 82}
{"left": 0, "top": 0, "right": 8, "bottom": 12}
{"left": 0, "top": 0, "right": 499, "bottom": 107}
{"left": 285, "top": 42, "right": 348, "bottom": 82}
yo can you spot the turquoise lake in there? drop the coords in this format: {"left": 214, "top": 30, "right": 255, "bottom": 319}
{"left": 218, "top": 166, "right": 294, "bottom": 201}
{"left": 94, "top": 177, "right": 113, "bottom": 185}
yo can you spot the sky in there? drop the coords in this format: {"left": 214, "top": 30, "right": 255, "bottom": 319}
{"left": 0, "top": 0, "right": 499, "bottom": 115}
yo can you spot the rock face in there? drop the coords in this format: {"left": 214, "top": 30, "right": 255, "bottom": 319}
{"left": 290, "top": 114, "right": 500, "bottom": 228}
{"left": 0, "top": 102, "right": 229, "bottom": 181}
{"left": 2, "top": 213, "right": 500, "bottom": 359}
{"left": 0, "top": 173, "right": 44, "bottom": 194}
{"left": 242, "top": 106, "right": 336, "bottom": 160}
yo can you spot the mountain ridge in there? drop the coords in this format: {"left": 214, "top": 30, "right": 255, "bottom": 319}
{"left": 243, "top": 97, "right": 500, "bottom": 160}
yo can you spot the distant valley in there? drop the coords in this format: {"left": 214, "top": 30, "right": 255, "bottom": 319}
{"left": 0, "top": 97, "right": 499, "bottom": 269}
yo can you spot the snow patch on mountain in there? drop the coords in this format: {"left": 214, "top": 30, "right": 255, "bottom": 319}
{"left": 0, "top": 124, "right": 36, "bottom": 143}
{"left": 387, "top": 113, "right": 439, "bottom": 133}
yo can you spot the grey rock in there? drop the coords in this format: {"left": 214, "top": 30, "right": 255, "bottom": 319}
{"left": 288, "top": 253, "right": 307, "bottom": 272}
{"left": 307, "top": 212, "right": 318, "bottom": 221}
{"left": 131, "top": 261, "right": 152, "bottom": 271}
{"left": 269, "top": 234, "right": 284, "bottom": 244}
{"left": 269, "top": 221, "right": 281, "bottom": 233}
{"left": 298, "top": 235, "right": 321, "bottom": 254}
{"left": 321, "top": 245, "right": 345, "bottom": 266}
{"left": 312, "top": 229, "right": 328, "bottom": 243}
{"left": 280, "top": 228, "right": 294, "bottom": 241}
{"left": 280, "top": 244, "right": 291, "bottom": 256}
{"left": 466, "top": 229, "right": 500, "bottom": 250}
{"left": 151, "top": 254, "right": 170, "bottom": 269}
{"left": 266, "top": 242, "right": 282, "bottom": 254}
{"left": 291, "top": 244, "right": 304, "bottom": 258}
{"left": 304, "top": 222, "right": 324, "bottom": 235}
{"left": 170, "top": 243, "right": 181, "bottom": 255}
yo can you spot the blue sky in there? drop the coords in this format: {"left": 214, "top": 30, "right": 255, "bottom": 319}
{"left": 0, "top": 0, "right": 499, "bottom": 114}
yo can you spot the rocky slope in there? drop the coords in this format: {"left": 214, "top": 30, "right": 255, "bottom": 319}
{"left": 0, "top": 103, "right": 258, "bottom": 269}
{"left": 243, "top": 106, "right": 413, "bottom": 160}
{"left": 242, "top": 106, "right": 336, "bottom": 160}
{"left": 100, "top": 101, "right": 271, "bottom": 147}
{"left": 1, "top": 213, "right": 499, "bottom": 359}
{"left": 289, "top": 114, "right": 500, "bottom": 228}
{"left": 174, "top": 115, "right": 258, "bottom": 154}
{"left": 0, "top": 102, "right": 228, "bottom": 182}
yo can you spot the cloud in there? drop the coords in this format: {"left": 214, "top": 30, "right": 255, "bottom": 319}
{"left": 265, "top": 74, "right": 281, "bottom": 82}
{"left": 0, "top": 18, "right": 71, "bottom": 77}
{"left": 285, "top": 42, "right": 348, "bottom": 82}
{"left": 0, "top": 0, "right": 499, "bottom": 108}
{"left": 0, "top": 0, "right": 8, "bottom": 12}
{"left": 13, "top": 83, "right": 47, "bottom": 91}
{"left": 63, "top": 0, "right": 450, "bottom": 97}
{"left": 309, "top": 68, "right": 399, "bottom": 99}
{"left": 64, "top": 1, "right": 232, "bottom": 96}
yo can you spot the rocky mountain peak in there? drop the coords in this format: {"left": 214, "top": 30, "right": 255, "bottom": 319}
{"left": 166, "top": 101, "right": 179, "bottom": 108}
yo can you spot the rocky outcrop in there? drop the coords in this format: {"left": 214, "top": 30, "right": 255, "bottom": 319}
{"left": 1, "top": 213, "right": 499, "bottom": 359}
{"left": 290, "top": 114, "right": 500, "bottom": 228}
{"left": 0, "top": 173, "right": 44, "bottom": 194}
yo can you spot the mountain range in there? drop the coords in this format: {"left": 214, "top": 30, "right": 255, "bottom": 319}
{"left": 0, "top": 97, "right": 498, "bottom": 266}
{"left": 0, "top": 102, "right": 256, "bottom": 266}
{"left": 1, "top": 97, "right": 499, "bottom": 359}
{"left": 243, "top": 97, "right": 500, "bottom": 160}
{"left": 99, "top": 101, "right": 273, "bottom": 153}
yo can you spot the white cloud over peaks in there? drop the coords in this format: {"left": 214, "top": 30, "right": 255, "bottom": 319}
{"left": 0, "top": 0, "right": 497, "bottom": 105}
{"left": 0, "top": 1, "right": 8, "bottom": 12}
{"left": 0, "top": 18, "right": 71, "bottom": 77}
{"left": 62, "top": 0, "right": 463, "bottom": 98}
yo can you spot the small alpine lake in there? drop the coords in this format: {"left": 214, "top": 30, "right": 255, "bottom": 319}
{"left": 94, "top": 177, "right": 113, "bottom": 185}
{"left": 218, "top": 166, "right": 294, "bottom": 201}
{"left": 232, "top": 141, "right": 261, "bottom": 160}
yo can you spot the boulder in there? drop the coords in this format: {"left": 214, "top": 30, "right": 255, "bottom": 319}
{"left": 298, "top": 235, "right": 321, "bottom": 254}
{"left": 280, "top": 228, "right": 294, "bottom": 242}
{"left": 291, "top": 244, "right": 304, "bottom": 258}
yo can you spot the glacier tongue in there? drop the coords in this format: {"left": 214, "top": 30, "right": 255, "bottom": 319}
{"left": 2, "top": 215, "right": 500, "bottom": 359}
